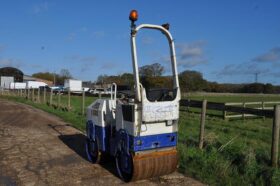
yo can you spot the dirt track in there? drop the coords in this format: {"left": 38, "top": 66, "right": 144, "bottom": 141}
{"left": 0, "top": 100, "right": 203, "bottom": 186}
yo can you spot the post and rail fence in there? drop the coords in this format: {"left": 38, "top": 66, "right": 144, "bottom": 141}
{"left": 180, "top": 99, "right": 280, "bottom": 168}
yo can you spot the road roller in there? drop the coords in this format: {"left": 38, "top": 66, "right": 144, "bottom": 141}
{"left": 85, "top": 10, "right": 181, "bottom": 182}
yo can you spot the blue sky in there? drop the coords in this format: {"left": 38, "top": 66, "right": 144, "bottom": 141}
{"left": 0, "top": 1, "right": 280, "bottom": 84}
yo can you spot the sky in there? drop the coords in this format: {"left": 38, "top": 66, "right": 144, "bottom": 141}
{"left": 0, "top": 0, "right": 280, "bottom": 84}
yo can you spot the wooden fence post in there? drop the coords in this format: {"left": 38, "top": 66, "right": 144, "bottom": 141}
{"left": 37, "top": 88, "right": 40, "bottom": 103}
{"left": 27, "top": 88, "right": 29, "bottom": 99}
{"left": 271, "top": 105, "right": 280, "bottom": 168}
{"left": 199, "top": 99, "right": 207, "bottom": 149}
{"left": 58, "top": 90, "right": 61, "bottom": 108}
{"left": 242, "top": 102, "right": 246, "bottom": 120}
{"left": 32, "top": 88, "right": 35, "bottom": 102}
{"left": 50, "top": 89, "right": 53, "bottom": 105}
{"left": 223, "top": 103, "right": 227, "bottom": 120}
{"left": 262, "top": 101, "right": 266, "bottom": 120}
{"left": 82, "top": 88, "right": 85, "bottom": 115}
{"left": 68, "top": 89, "right": 71, "bottom": 110}
{"left": 43, "top": 87, "right": 46, "bottom": 103}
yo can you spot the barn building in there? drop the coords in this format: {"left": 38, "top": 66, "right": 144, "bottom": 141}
{"left": 0, "top": 67, "right": 53, "bottom": 88}
{"left": 0, "top": 67, "right": 24, "bottom": 82}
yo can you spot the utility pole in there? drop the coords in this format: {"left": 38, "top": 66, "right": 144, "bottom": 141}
{"left": 255, "top": 72, "right": 259, "bottom": 83}
{"left": 53, "top": 71, "right": 56, "bottom": 86}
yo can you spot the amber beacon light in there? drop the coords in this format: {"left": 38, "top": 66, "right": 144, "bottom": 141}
{"left": 129, "top": 10, "right": 138, "bottom": 22}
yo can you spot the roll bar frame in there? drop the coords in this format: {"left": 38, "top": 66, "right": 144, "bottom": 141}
{"left": 130, "top": 24, "right": 179, "bottom": 102}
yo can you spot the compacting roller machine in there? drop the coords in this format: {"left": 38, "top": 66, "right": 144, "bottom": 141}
{"left": 85, "top": 10, "right": 181, "bottom": 182}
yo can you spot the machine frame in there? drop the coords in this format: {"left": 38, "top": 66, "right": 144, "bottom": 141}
{"left": 85, "top": 10, "right": 181, "bottom": 182}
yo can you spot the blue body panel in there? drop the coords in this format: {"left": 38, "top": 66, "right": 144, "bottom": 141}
{"left": 86, "top": 120, "right": 177, "bottom": 154}
{"left": 95, "top": 125, "right": 111, "bottom": 152}
{"left": 129, "top": 132, "right": 177, "bottom": 151}
{"left": 86, "top": 121, "right": 110, "bottom": 152}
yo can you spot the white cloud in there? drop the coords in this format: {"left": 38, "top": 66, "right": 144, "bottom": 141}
{"left": 91, "top": 31, "right": 105, "bottom": 39}
{"left": 177, "top": 59, "right": 208, "bottom": 68}
{"left": 66, "top": 28, "right": 103, "bottom": 41}
{"left": 66, "top": 32, "right": 76, "bottom": 41}
{"left": 33, "top": 2, "right": 50, "bottom": 14}
{"left": 141, "top": 36, "right": 154, "bottom": 45}
{"left": 0, "top": 58, "right": 22, "bottom": 68}
{"left": 253, "top": 47, "right": 280, "bottom": 63}
{"left": 176, "top": 41, "right": 208, "bottom": 68}
{"left": 66, "top": 55, "right": 96, "bottom": 73}
{"left": 79, "top": 27, "right": 88, "bottom": 32}
{"left": 0, "top": 45, "right": 6, "bottom": 52}
{"left": 80, "top": 56, "right": 96, "bottom": 63}
{"left": 67, "top": 55, "right": 96, "bottom": 63}
{"left": 100, "top": 62, "right": 117, "bottom": 70}
{"left": 216, "top": 62, "right": 270, "bottom": 76}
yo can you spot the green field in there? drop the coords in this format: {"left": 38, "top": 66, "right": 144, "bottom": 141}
{"left": 1, "top": 92, "right": 280, "bottom": 185}
{"left": 180, "top": 93, "right": 280, "bottom": 185}
{"left": 185, "top": 92, "right": 280, "bottom": 102}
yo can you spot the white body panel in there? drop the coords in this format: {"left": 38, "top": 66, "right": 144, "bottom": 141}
{"left": 64, "top": 79, "right": 82, "bottom": 92}
{"left": 115, "top": 103, "right": 138, "bottom": 136}
{"left": 114, "top": 101, "right": 178, "bottom": 137}
{"left": 0, "top": 76, "right": 14, "bottom": 89}
{"left": 87, "top": 99, "right": 116, "bottom": 127}
{"left": 26, "top": 81, "right": 47, "bottom": 89}
{"left": 142, "top": 101, "right": 179, "bottom": 122}
{"left": 140, "top": 122, "right": 177, "bottom": 136}
{"left": 10, "top": 82, "right": 26, "bottom": 89}
{"left": 141, "top": 88, "right": 180, "bottom": 123}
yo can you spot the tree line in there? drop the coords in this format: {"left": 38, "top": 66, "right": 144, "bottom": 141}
{"left": 33, "top": 64, "right": 280, "bottom": 94}
{"left": 32, "top": 69, "right": 72, "bottom": 86}
{"left": 96, "top": 63, "right": 280, "bottom": 94}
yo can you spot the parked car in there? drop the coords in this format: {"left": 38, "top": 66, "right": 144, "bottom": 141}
{"left": 51, "top": 86, "right": 66, "bottom": 94}
{"left": 90, "top": 88, "right": 107, "bottom": 95}
{"left": 39, "top": 86, "right": 52, "bottom": 92}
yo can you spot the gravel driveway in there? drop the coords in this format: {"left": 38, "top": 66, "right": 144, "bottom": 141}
{"left": 0, "top": 99, "right": 203, "bottom": 186}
